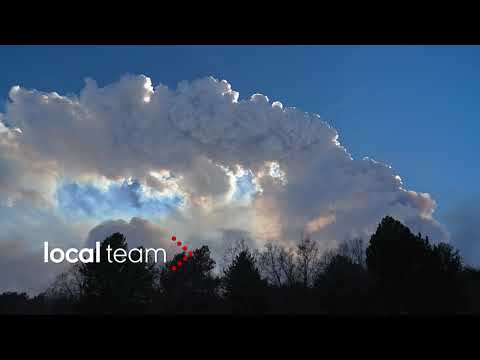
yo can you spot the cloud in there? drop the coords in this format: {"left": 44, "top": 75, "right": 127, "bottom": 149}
{"left": 56, "top": 178, "right": 182, "bottom": 219}
{"left": 86, "top": 217, "right": 171, "bottom": 251}
{"left": 0, "top": 238, "right": 55, "bottom": 294}
{"left": 0, "top": 202, "right": 87, "bottom": 294}
{"left": 444, "top": 199, "right": 480, "bottom": 266}
{"left": 0, "top": 131, "right": 57, "bottom": 208}
{"left": 0, "top": 75, "right": 449, "bottom": 293}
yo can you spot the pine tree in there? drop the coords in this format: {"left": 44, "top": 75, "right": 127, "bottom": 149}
{"left": 223, "top": 249, "right": 267, "bottom": 313}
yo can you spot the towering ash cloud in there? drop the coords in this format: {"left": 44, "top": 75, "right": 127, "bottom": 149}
{"left": 0, "top": 75, "right": 448, "bottom": 293}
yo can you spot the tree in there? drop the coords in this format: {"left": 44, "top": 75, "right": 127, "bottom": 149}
{"left": 221, "top": 238, "right": 252, "bottom": 272}
{"left": 338, "top": 238, "right": 366, "bottom": 267}
{"left": 42, "top": 263, "right": 85, "bottom": 313}
{"left": 47, "top": 263, "right": 84, "bottom": 302}
{"left": 223, "top": 249, "right": 267, "bottom": 313}
{"left": 258, "top": 242, "right": 297, "bottom": 287}
{"left": 366, "top": 216, "right": 464, "bottom": 313}
{"left": 0, "top": 292, "right": 31, "bottom": 314}
{"left": 77, "top": 233, "right": 159, "bottom": 313}
{"left": 296, "top": 235, "right": 319, "bottom": 287}
{"left": 314, "top": 254, "right": 372, "bottom": 314}
{"left": 462, "top": 266, "right": 480, "bottom": 313}
{"left": 159, "top": 245, "right": 220, "bottom": 313}
{"left": 427, "top": 242, "right": 463, "bottom": 312}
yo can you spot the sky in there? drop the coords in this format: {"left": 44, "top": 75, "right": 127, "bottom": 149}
{"left": 0, "top": 45, "right": 479, "bottom": 293}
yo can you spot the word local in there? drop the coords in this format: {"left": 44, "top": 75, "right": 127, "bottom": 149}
{"left": 43, "top": 242, "right": 167, "bottom": 264}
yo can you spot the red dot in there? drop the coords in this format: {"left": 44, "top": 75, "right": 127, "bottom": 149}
{"left": 188, "top": 251, "right": 193, "bottom": 257}
{"left": 177, "top": 261, "right": 182, "bottom": 267}
{"left": 177, "top": 241, "right": 182, "bottom": 246}
{"left": 171, "top": 265, "right": 177, "bottom": 271}
{"left": 182, "top": 255, "right": 188, "bottom": 262}
{"left": 182, "top": 246, "right": 188, "bottom": 251}
{"left": 171, "top": 236, "right": 176, "bottom": 241}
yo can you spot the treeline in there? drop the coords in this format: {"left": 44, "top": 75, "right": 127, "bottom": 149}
{"left": 2, "top": 216, "right": 480, "bottom": 314}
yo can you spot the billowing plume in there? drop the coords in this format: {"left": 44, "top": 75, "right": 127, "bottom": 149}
{"left": 0, "top": 75, "right": 448, "bottom": 292}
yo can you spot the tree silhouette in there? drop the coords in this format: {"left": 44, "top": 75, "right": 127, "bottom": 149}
{"left": 462, "top": 266, "right": 480, "bottom": 313}
{"left": 338, "top": 238, "right": 366, "bottom": 267}
{"left": 366, "top": 216, "right": 428, "bottom": 312}
{"left": 223, "top": 249, "right": 267, "bottom": 313}
{"left": 314, "top": 254, "right": 372, "bottom": 314}
{"left": 259, "top": 242, "right": 298, "bottom": 288}
{"left": 366, "top": 216, "right": 464, "bottom": 313}
{"left": 426, "top": 242, "right": 463, "bottom": 312}
{"left": 159, "top": 245, "right": 220, "bottom": 313}
{"left": 0, "top": 292, "right": 31, "bottom": 314}
{"left": 77, "top": 233, "right": 159, "bottom": 313}
{"left": 297, "top": 235, "right": 319, "bottom": 287}
{"left": 2, "top": 216, "right": 479, "bottom": 315}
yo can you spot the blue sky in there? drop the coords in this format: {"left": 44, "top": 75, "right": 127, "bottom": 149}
{"left": 0, "top": 44, "right": 478, "bottom": 224}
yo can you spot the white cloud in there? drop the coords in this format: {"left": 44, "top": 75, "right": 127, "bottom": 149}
{"left": 0, "top": 74, "right": 449, "bottom": 293}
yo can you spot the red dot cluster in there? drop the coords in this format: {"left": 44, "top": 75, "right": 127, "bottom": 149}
{"left": 169, "top": 235, "right": 193, "bottom": 272}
